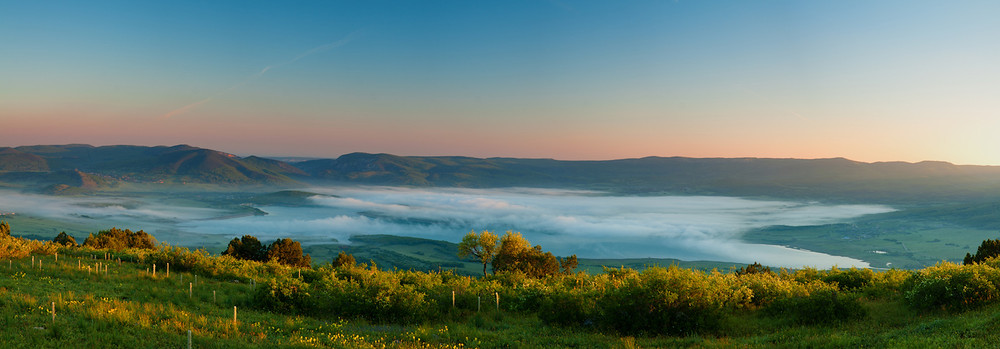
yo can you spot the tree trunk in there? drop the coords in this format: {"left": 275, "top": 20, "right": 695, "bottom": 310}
{"left": 483, "top": 263, "right": 488, "bottom": 277}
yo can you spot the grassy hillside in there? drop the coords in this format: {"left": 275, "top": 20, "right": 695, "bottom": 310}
{"left": 0, "top": 148, "right": 49, "bottom": 172}
{"left": 5, "top": 235, "right": 1000, "bottom": 348}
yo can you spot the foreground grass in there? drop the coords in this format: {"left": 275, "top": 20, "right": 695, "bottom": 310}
{"left": 3, "top": 253, "right": 1000, "bottom": 348}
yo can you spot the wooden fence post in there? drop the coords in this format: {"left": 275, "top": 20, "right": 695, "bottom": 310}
{"left": 478, "top": 296, "right": 481, "bottom": 312}
{"left": 452, "top": 291, "right": 455, "bottom": 308}
{"left": 153, "top": 264, "right": 156, "bottom": 277}
{"left": 233, "top": 306, "right": 237, "bottom": 325}
{"left": 213, "top": 290, "right": 216, "bottom": 303}
{"left": 167, "top": 263, "right": 170, "bottom": 277}
{"left": 496, "top": 292, "right": 499, "bottom": 311}
{"left": 189, "top": 283, "right": 192, "bottom": 298}
{"left": 52, "top": 302, "right": 55, "bottom": 323}
{"left": 187, "top": 329, "right": 192, "bottom": 349}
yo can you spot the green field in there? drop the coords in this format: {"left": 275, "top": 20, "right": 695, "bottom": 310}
{"left": 6, "top": 243, "right": 1000, "bottom": 348}
{"left": 743, "top": 202, "right": 1000, "bottom": 270}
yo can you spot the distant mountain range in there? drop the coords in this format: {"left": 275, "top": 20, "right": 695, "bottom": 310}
{"left": 0, "top": 144, "right": 301, "bottom": 188}
{"left": 3, "top": 144, "right": 1000, "bottom": 202}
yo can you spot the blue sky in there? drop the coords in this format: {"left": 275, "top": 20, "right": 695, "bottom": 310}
{"left": 2, "top": 1, "right": 999, "bottom": 164}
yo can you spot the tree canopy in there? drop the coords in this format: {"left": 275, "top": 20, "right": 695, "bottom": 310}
{"left": 53, "top": 231, "right": 77, "bottom": 246}
{"left": 83, "top": 228, "right": 156, "bottom": 250}
{"left": 964, "top": 238, "right": 1000, "bottom": 265}
{"left": 457, "top": 230, "right": 499, "bottom": 276}
{"left": 492, "top": 231, "right": 576, "bottom": 278}
{"left": 267, "top": 238, "right": 312, "bottom": 268}
{"left": 0, "top": 220, "right": 9, "bottom": 236}
{"left": 222, "top": 235, "right": 267, "bottom": 262}
{"left": 333, "top": 251, "right": 356, "bottom": 268}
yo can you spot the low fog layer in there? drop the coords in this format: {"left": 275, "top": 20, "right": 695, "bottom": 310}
{"left": 182, "top": 187, "right": 894, "bottom": 268}
{"left": 0, "top": 190, "right": 224, "bottom": 229}
{"left": 0, "top": 188, "right": 894, "bottom": 268}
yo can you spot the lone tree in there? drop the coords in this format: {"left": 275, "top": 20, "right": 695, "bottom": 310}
{"left": 457, "top": 230, "right": 499, "bottom": 277}
{"left": 267, "top": 238, "right": 312, "bottom": 268}
{"left": 222, "top": 235, "right": 268, "bottom": 262}
{"left": 0, "top": 220, "right": 9, "bottom": 236}
{"left": 964, "top": 238, "right": 1000, "bottom": 265}
{"left": 53, "top": 232, "right": 77, "bottom": 246}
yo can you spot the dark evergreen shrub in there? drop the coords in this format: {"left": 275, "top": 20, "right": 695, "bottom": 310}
{"left": 53, "top": 231, "right": 77, "bottom": 246}
{"left": 964, "top": 238, "right": 1000, "bottom": 265}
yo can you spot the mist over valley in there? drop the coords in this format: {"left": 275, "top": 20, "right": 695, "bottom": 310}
{"left": 2, "top": 144, "right": 1000, "bottom": 271}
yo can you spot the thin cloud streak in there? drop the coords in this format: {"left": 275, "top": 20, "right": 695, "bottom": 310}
{"left": 160, "top": 31, "right": 362, "bottom": 119}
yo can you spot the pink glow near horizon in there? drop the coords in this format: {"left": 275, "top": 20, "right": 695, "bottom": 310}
{"left": 3, "top": 2, "right": 999, "bottom": 165}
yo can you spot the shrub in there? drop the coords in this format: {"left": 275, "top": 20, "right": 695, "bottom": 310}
{"left": 765, "top": 289, "right": 866, "bottom": 324}
{"left": 222, "top": 235, "right": 267, "bottom": 262}
{"left": 735, "top": 272, "right": 829, "bottom": 307}
{"left": 333, "top": 251, "right": 356, "bottom": 268}
{"left": 0, "top": 234, "right": 58, "bottom": 258}
{"left": 736, "top": 262, "right": 772, "bottom": 276}
{"left": 254, "top": 275, "right": 312, "bottom": 312}
{"left": 822, "top": 267, "right": 874, "bottom": 291}
{"left": 82, "top": 228, "right": 155, "bottom": 250}
{"left": 863, "top": 268, "right": 913, "bottom": 298}
{"left": 904, "top": 262, "right": 1000, "bottom": 311}
{"left": 596, "top": 266, "right": 750, "bottom": 335}
{"left": 52, "top": 232, "right": 77, "bottom": 246}
{"left": 538, "top": 288, "right": 597, "bottom": 327}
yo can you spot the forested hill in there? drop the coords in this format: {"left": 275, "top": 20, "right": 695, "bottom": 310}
{"left": 296, "top": 153, "right": 1000, "bottom": 203}
{"left": 0, "top": 144, "right": 303, "bottom": 188}
{"left": 5, "top": 144, "right": 1000, "bottom": 203}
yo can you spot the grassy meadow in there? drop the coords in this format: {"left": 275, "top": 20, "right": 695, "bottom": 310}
{"left": 5, "top": 232, "right": 1000, "bottom": 348}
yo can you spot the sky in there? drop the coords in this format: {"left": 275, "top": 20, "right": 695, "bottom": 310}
{"left": 2, "top": 1, "right": 999, "bottom": 164}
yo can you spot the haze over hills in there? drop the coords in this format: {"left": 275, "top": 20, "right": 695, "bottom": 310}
{"left": 4, "top": 144, "right": 1000, "bottom": 203}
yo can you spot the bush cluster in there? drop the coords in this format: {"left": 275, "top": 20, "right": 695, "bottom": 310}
{"left": 83, "top": 228, "right": 156, "bottom": 250}
{"left": 0, "top": 222, "right": 58, "bottom": 258}
{"left": 222, "top": 235, "right": 311, "bottom": 268}
{"left": 17, "top": 228, "right": 1000, "bottom": 336}
{"left": 905, "top": 261, "right": 1000, "bottom": 311}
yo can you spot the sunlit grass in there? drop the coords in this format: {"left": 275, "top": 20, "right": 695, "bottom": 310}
{"left": 6, "top": 248, "right": 1000, "bottom": 348}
